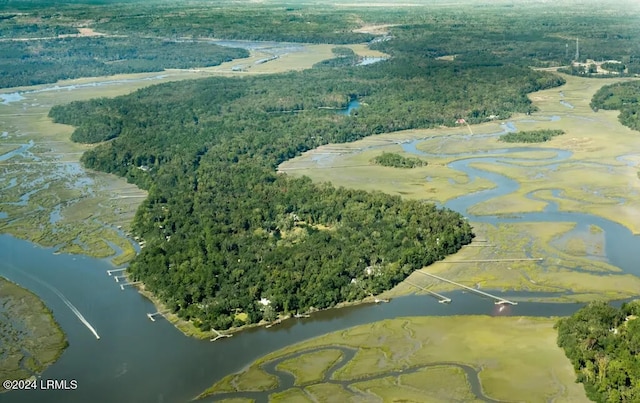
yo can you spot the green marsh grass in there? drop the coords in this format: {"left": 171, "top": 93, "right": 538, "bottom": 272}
{"left": 304, "top": 383, "right": 355, "bottom": 402}
{"left": 269, "top": 388, "right": 312, "bottom": 402}
{"left": 275, "top": 349, "right": 343, "bottom": 386}
{"left": 0, "top": 278, "right": 67, "bottom": 390}
{"left": 204, "top": 316, "right": 587, "bottom": 402}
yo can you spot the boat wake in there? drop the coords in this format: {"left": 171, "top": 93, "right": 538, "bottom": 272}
{"left": 9, "top": 264, "right": 101, "bottom": 340}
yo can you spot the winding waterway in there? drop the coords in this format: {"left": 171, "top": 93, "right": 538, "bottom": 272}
{"left": 1, "top": 75, "right": 640, "bottom": 401}
{"left": 399, "top": 143, "right": 640, "bottom": 277}
{"left": 2, "top": 130, "right": 640, "bottom": 401}
{"left": 208, "top": 345, "right": 501, "bottom": 403}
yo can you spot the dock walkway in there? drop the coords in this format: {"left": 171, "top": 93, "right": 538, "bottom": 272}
{"left": 405, "top": 280, "right": 451, "bottom": 303}
{"left": 415, "top": 271, "right": 517, "bottom": 305}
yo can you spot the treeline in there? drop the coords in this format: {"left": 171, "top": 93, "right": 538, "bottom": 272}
{"left": 591, "top": 81, "right": 640, "bottom": 131}
{"left": 0, "top": 37, "right": 249, "bottom": 88}
{"left": 313, "top": 47, "right": 359, "bottom": 68}
{"left": 93, "top": 7, "right": 374, "bottom": 44}
{"left": 0, "top": 23, "right": 76, "bottom": 38}
{"left": 370, "top": 8, "right": 640, "bottom": 69}
{"left": 556, "top": 300, "right": 640, "bottom": 402}
{"left": 0, "top": 11, "right": 77, "bottom": 38}
{"left": 601, "top": 62, "right": 626, "bottom": 73}
{"left": 52, "top": 59, "right": 565, "bottom": 145}
{"left": 499, "top": 129, "right": 565, "bottom": 143}
{"left": 49, "top": 55, "right": 564, "bottom": 330}
{"left": 5, "top": 2, "right": 639, "bottom": 89}
{"left": 372, "top": 152, "right": 426, "bottom": 168}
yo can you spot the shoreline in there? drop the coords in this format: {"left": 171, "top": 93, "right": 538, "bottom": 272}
{"left": 0, "top": 39, "right": 395, "bottom": 341}
{"left": 0, "top": 41, "right": 390, "bottom": 93}
{"left": 128, "top": 257, "right": 636, "bottom": 340}
{"left": 130, "top": 270, "right": 395, "bottom": 339}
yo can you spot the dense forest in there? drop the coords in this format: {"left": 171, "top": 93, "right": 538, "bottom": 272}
{"left": 92, "top": 7, "right": 373, "bottom": 44}
{"left": 0, "top": 37, "right": 248, "bottom": 88}
{"left": 49, "top": 46, "right": 565, "bottom": 329}
{"left": 499, "top": 129, "right": 565, "bottom": 143}
{"left": 591, "top": 81, "right": 640, "bottom": 131}
{"left": 556, "top": 300, "right": 640, "bottom": 402}
{"left": 371, "top": 152, "right": 427, "bottom": 168}
{"left": 3, "top": 1, "right": 640, "bottom": 88}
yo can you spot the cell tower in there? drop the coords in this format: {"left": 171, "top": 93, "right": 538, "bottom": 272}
{"left": 565, "top": 43, "right": 569, "bottom": 59}
{"left": 575, "top": 38, "right": 579, "bottom": 61}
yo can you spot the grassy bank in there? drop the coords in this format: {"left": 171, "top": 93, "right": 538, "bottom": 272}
{"left": 276, "top": 348, "right": 344, "bottom": 386}
{"left": 0, "top": 277, "right": 67, "bottom": 392}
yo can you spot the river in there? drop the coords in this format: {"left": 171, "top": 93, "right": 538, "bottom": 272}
{"left": 0, "top": 233, "right": 600, "bottom": 403}
{"left": 1, "top": 77, "right": 639, "bottom": 402}
{"left": 2, "top": 132, "right": 640, "bottom": 401}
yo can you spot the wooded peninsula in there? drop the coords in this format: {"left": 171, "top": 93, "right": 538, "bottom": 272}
{"left": 3, "top": 1, "right": 640, "bottom": 401}
{"left": 49, "top": 31, "right": 564, "bottom": 330}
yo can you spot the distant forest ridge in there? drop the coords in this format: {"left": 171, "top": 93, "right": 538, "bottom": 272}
{"left": 2, "top": 2, "right": 640, "bottom": 87}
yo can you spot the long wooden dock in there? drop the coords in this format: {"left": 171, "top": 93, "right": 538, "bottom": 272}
{"left": 415, "top": 271, "right": 517, "bottom": 305}
{"left": 107, "top": 268, "right": 126, "bottom": 276}
{"left": 405, "top": 280, "right": 451, "bottom": 304}
{"left": 446, "top": 258, "right": 542, "bottom": 263}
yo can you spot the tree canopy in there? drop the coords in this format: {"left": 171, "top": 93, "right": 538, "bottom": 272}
{"left": 0, "top": 37, "right": 249, "bottom": 88}
{"left": 49, "top": 53, "right": 564, "bottom": 330}
{"left": 371, "top": 152, "right": 427, "bottom": 168}
{"left": 556, "top": 301, "right": 640, "bottom": 402}
{"left": 591, "top": 81, "right": 640, "bottom": 131}
{"left": 499, "top": 129, "right": 565, "bottom": 143}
